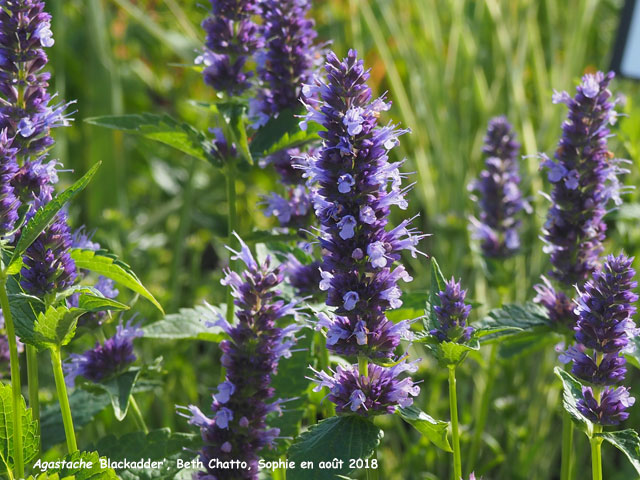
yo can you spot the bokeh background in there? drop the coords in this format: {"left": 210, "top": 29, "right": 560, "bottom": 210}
{"left": 44, "top": 0, "right": 640, "bottom": 479}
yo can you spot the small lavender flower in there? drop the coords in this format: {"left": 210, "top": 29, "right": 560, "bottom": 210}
{"left": 0, "top": 131, "right": 19, "bottom": 237}
{"left": 262, "top": 185, "right": 313, "bottom": 229}
{"left": 20, "top": 193, "right": 76, "bottom": 297}
{"left": 430, "top": 278, "right": 474, "bottom": 344}
{"left": 469, "top": 116, "right": 524, "bottom": 258}
{"left": 578, "top": 386, "right": 635, "bottom": 425}
{"left": 198, "top": 0, "right": 263, "bottom": 96}
{"left": 180, "top": 235, "right": 300, "bottom": 479}
{"left": 63, "top": 320, "right": 142, "bottom": 387}
{"left": 533, "top": 276, "right": 577, "bottom": 328}
{"left": 284, "top": 256, "right": 322, "bottom": 296}
{"left": 309, "top": 361, "right": 420, "bottom": 416}
{"left": 252, "top": 0, "right": 317, "bottom": 125}
{"left": 302, "top": 49, "right": 425, "bottom": 359}
{"left": 561, "top": 254, "right": 638, "bottom": 425}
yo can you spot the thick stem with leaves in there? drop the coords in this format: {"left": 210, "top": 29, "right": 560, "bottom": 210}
{"left": 448, "top": 365, "right": 462, "bottom": 480}
{"left": 0, "top": 277, "right": 24, "bottom": 478}
{"left": 50, "top": 347, "right": 77, "bottom": 453}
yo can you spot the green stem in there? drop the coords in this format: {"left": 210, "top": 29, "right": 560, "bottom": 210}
{"left": 358, "top": 355, "right": 368, "bottom": 377}
{"left": 50, "top": 347, "right": 78, "bottom": 453}
{"left": 129, "top": 396, "right": 149, "bottom": 434}
{"left": 560, "top": 408, "right": 574, "bottom": 480}
{"left": 448, "top": 365, "right": 462, "bottom": 480}
{"left": 225, "top": 159, "right": 237, "bottom": 324}
{"left": 467, "top": 343, "right": 498, "bottom": 472}
{"left": 590, "top": 425, "right": 603, "bottom": 480}
{"left": 0, "top": 278, "right": 24, "bottom": 478}
{"left": 26, "top": 345, "right": 40, "bottom": 450}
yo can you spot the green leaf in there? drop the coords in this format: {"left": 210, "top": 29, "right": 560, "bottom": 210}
{"left": 32, "top": 305, "right": 86, "bottom": 349}
{"left": 74, "top": 293, "right": 130, "bottom": 312}
{"left": 41, "top": 389, "right": 111, "bottom": 451}
{"left": 419, "top": 337, "right": 481, "bottom": 367}
{"left": 31, "top": 451, "right": 118, "bottom": 479}
{"left": 5, "top": 274, "right": 44, "bottom": 345}
{"left": 70, "top": 248, "right": 164, "bottom": 314}
{"left": 0, "top": 383, "right": 39, "bottom": 474}
{"left": 397, "top": 405, "right": 452, "bottom": 452}
{"left": 423, "top": 257, "right": 448, "bottom": 331}
{"left": 497, "top": 332, "right": 559, "bottom": 359}
{"left": 142, "top": 304, "right": 225, "bottom": 342}
{"left": 91, "top": 428, "right": 199, "bottom": 480}
{"left": 287, "top": 416, "right": 383, "bottom": 480}
{"left": 8, "top": 162, "right": 101, "bottom": 271}
{"left": 81, "top": 369, "right": 142, "bottom": 421}
{"left": 250, "top": 108, "right": 320, "bottom": 158}
{"left": 85, "top": 114, "right": 209, "bottom": 163}
{"left": 554, "top": 367, "right": 591, "bottom": 432}
{"left": 475, "top": 303, "right": 552, "bottom": 342}
{"left": 217, "top": 103, "right": 252, "bottom": 165}
{"left": 597, "top": 429, "right": 640, "bottom": 475}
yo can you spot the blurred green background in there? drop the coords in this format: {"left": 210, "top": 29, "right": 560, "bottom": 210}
{"left": 46, "top": 0, "right": 640, "bottom": 479}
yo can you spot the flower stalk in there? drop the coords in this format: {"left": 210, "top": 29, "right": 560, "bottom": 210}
{"left": 50, "top": 346, "right": 77, "bottom": 453}
{"left": 448, "top": 365, "right": 462, "bottom": 480}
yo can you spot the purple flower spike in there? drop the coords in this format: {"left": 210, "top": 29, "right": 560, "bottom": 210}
{"left": 469, "top": 116, "right": 525, "bottom": 258}
{"left": 284, "top": 255, "right": 322, "bottom": 296}
{"left": 578, "top": 386, "right": 635, "bottom": 426}
{"left": 181, "top": 234, "right": 300, "bottom": 480}
{"left": 199, "top": 0, "right": 263, "bottom": 96}
{"left": 430, "top": 278, "right": 474, "bottom": 344}
{"left": 0, "top": 131, "right": 19, "bottom": 237}
{"left": 309, "top": 361, "right": 420, "bottom": 416}
{"left": 302, "top": 50, "right": 426, "bottom": 360}
{"left": 63, "top": 320, "right": 143, "bottom": 388}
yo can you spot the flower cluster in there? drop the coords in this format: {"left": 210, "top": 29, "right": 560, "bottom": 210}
{"left": 536, "top": 72, "right": 624, "bottom": 327}
{"left": 469, "top": 116, "right": 525, "bottom": 258}
{"left": 430, "top": 278, "right": 474, "bottom": 344}
{"left": 310, "top": 361, "right": 419, "bottom": 416}
{"left": 0, "top": 131, "right": 19, "bottom": 237}
{"left": 302, "top": 49, "right": 425, "bottom": 360}
{"left": 64, "top": 320, "right": 143, "bottom": 388}
{"left": 252, "top": 0, "right": 317, "bottom": 125}
{"left": 284, "top": 255, "right": 322, "bottom": 296}
{"left": 181, "top": 235, "right": 300, "bottom": 479}
{"left": 560, "top": 254, "right": 638, "bottom": 425}
{"left": 198, "top": 0, "right": 263, "bottom": 97}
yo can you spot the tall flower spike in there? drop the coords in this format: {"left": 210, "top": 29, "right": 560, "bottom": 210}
{"left": 302, "top": 49, "right": 426, "bottom": 359}
{"left": 0, "top": 131, "right": 19, "bottom": 237}
{"left": 181, "top": 235, "right": 300, "bottom": 479}
{"left": 561, "top": 254, "right": 638, "bottom": 425}
{"left": 536, "top": 71, "right": 625, "bottom": 326}
{"left": 198, "top": 0, "right": 263, "bottom": 97}
{"left": 469, "top": 116, "right": 525, "bottom": 258}
{"left": 430, "top": 278, "right": 474, "bottom": 344}
{"left": 63, "top": 320, "right": 143, "bottom": 388}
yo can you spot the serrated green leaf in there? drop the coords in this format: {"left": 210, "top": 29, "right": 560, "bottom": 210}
{"left": 32, "top": 451, "right": 118, "bottom": 479}
{"left": 554, "top": 367, "right": 591, "bottom": 432}
{"left": 475, "top": 303, "right": 552, "bottom": 342}
{"left": 497, "top": 332, "right": 559, "bottom": 359}
{"left": 421, "top": 337, "right": 480, "bottom": 367}
{"left": 423, "top": 257, "right": 448, "bottom": 331}
{"left": 287, "top": 416, "right": 383, "bottom": 480}
{"left": 75, "top": 293, "right": 130, "bottom": 312}
{"left": 250, "top": 108, "right": 320, "bottom": 158}
{"left": 70, "top": 248, "right": 164, "bottom": 314}
{"left": 142, "top": 304, "right": 225, "bottom": 342}
{"left": 32, "top": 305, "right": 85, "bottom": 349}
{"left": 8, "top": 162, "right": 101, "bottom": 271}
{"left": 0, "top": 383, "right": 39, "bottom": 473}
{"left": 81, "top": 369, "right": 141, "bottom": 421}
{"left": 397, "top": 405, "right": 452, "bottom": 452}
{"left": 597, "top": 429, "right": 640, "bottom": 475}
{"left": 41, "top": 389, "right": 111, "bottom": 451}
{"left": 91, "top": 428, "right": 199, "bottom": 480}
{"left": 5, "top": 274, "right": 44, "bottom": 345}
{"left": 85, "top": 114, "right": 209, "bottom": 163}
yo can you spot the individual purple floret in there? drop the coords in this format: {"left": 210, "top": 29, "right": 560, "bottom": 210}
{"left": 0, "top": 131, "right": 19, "bottom": 236}
{"left": 430, "top": 278, "right": 474, "bottom": 344}
{"left": 578, "top": 386, "right": 635, "bottom": 426}
{"left": 309, "top": 360, "right": 420, "bottom": 416}
{"left": 198, "top": 0, "right": 263, "bottom": 96}
{"left": 180, "top": 235, "right": 300, "bottom": 480}
{"left": 63, "top": 320, "right": 143, "bottom": 388}
{"left": 301, "top": 49, "right": 425, "bottom": 359}
{"left": 251, "top": 0, "right": 317, "bottom": 126}
{"left": 20, "top": 193, "right": 77, "bottom": 297}
{"left": 533, "top": 276, "right": 577, "bottom": 328}
{"left": 469, "top": 116, "right": 525, "bottom": 258}
{"left": 284, "top": 255, "right": 322, "bottom": 296}
{"left": 561, "top": 254, "right": 638, "bottom": 425}
{"left": 262, "top": 185, "right": 313, "bottom": 229}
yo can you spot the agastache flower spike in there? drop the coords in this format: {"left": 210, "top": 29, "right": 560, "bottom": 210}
{"left": 302, "top": 49, "right": 426, "bottom": 359}
{"left": 430, "top": 278, "right": 474, "bottom": 344}
{"left": 63, "top": 320, "right": 143, "bottom": 388}
{"left": 198, "top": 0, "right": 263, "bottom": 96}
{"left": 0, "top": 131, "right": 19, "bottom": 237}
{"left": 181, "top": 235, "right": 300, "bottom": 479}
{"left": 561, "top": 254, "right": 638, "bottom": 425}
{"left": 469, "top": 116, "right": 525, "bottom": 258}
